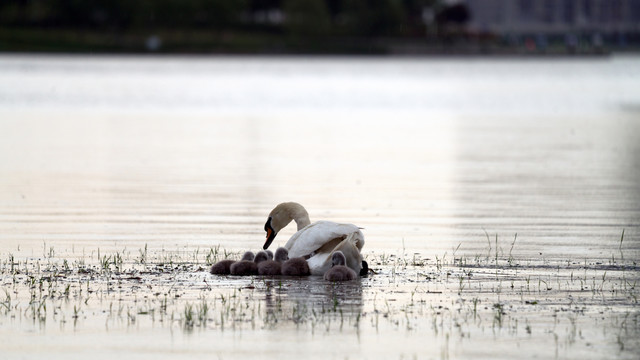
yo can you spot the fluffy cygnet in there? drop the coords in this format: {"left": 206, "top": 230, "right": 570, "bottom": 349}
{"left": 210, "top": 259, "right": 235, "bottom": 275}
{"left": 241, "top": 251, "right": 255, "bottom": 261}
{"left": 211, "top": 251, "right": 255, "bottom": 275}
{"left": 258, "top": 247, "right": 288, "bottom": 276}
{"left": 281, "top": 249, "right": 310, "bottom": 276}
{"left": 230, "top": 251, "right": 259, "bottom": 275}
{"left": 254, "top": 250, "right": 270, "bottom": 264}
{"left": 323, "top": 251, "right": 357, "bottom": 281}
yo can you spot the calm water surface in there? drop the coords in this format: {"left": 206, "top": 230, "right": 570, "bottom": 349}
{"left": 1, "top": 55, "right": 639, "bottom": 360}
{"left": 0, "top": 55, "right": 638, "bottom": 260}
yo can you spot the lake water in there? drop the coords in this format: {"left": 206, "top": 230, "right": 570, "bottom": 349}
{"left": 0, "top": 54, "right": 638, "bottom": 260}
{"left": 0, "top": 55, "right": 639, "bottom": 359}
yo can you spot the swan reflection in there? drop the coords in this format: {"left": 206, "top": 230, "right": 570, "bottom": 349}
{"left": 260, "top": 277, "right": 364, "bottom": 324}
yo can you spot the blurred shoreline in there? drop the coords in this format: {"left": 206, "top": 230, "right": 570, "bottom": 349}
{"left": 3, "top": 0, "right": 638, "bottom": 56}
{"left": 1, "top": 28, "right": 632, "bottom": 56}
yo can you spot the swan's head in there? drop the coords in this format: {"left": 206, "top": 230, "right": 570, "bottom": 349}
{"left": 331, "top": 251, "right": 347, "bottom": 267}
{"left": 263, "top": 202, "right": 310, "bottom": 249}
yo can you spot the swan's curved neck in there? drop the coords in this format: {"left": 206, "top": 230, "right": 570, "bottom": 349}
{"left": 269, "top": 202, "right": 311, "bottom": 233}
{"left": 287, "top": 203, "right": 310, "bottom": 230}
{"left": 293, "top": 213, "right": 311, "bottom": 230}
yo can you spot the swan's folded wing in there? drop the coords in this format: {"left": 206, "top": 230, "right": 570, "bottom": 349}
{"left": 307, "top": 252, "right": 331, "bottom": 276}
{"left": 306, "top": 235, "right": 363, "bottom": 275}
{"left": 285, "top": 220, "right": 364, "bottom": 258}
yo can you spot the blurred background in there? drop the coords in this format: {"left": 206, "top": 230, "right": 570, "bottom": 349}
{"left": 1, "top": 0, "right": 639, "bottom": 54}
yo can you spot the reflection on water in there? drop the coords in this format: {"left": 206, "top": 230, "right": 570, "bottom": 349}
{"left": 263, "top": 277, "right": 363, "bottom": 314}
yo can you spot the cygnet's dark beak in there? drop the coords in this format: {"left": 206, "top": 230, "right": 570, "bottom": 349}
{"left": 263, "top": 217, "right": 277, "bottom": 250}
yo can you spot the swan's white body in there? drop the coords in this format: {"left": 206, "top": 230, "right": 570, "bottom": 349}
{"left": 264, "top": 203, "right": 365, "bottom": 276}
{"left": 285, "top": 221, "right": 364, "bottom": 275}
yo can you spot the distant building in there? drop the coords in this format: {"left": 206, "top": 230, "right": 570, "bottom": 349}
{"left": 461, "top": 0, "right": 640, "bottom": 36}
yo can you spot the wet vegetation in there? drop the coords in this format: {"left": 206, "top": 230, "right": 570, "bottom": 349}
{"left": 1, "top": 232, "right": 638, "bottom": 358}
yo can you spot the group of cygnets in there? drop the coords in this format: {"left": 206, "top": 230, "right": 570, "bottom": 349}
{"left": 210, "top": 247, "right": 358, "bottom": 281}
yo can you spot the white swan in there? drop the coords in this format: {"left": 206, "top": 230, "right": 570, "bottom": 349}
{"left": 263, "top": 202, "right": 367, "bottom": 276}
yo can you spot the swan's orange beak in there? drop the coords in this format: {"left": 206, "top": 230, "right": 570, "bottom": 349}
{"left": 263, "top": 217, "right": 276, "bottom": 250}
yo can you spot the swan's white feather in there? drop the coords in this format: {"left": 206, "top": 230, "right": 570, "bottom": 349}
{"left": 284, "top": 220, "right": 363, "bottom": 258}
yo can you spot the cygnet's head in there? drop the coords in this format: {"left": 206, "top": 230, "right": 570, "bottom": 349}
{"left": 331, "top": 251, "right": 347, "bottom": 267}
{"left": 241, "top": 251, "right": 255, "bottom": 261}
{"left": 254, "top": 250, "right": 270, "bottom": 263}
{"left": 265, "top": 250, "right": 274, "bottom": 260}
{"left": 274, "top": 247, "right": 289, "bottom": 262}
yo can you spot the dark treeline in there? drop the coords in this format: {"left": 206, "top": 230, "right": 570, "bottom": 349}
{"left": 0, "top": 0, "right": 467, "bottom": 36}
{"left": 0, "top": 0, "right": 476, "bottom": 53}
{"left": 1, "top": 1, "right": 249, "bottom": 30}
